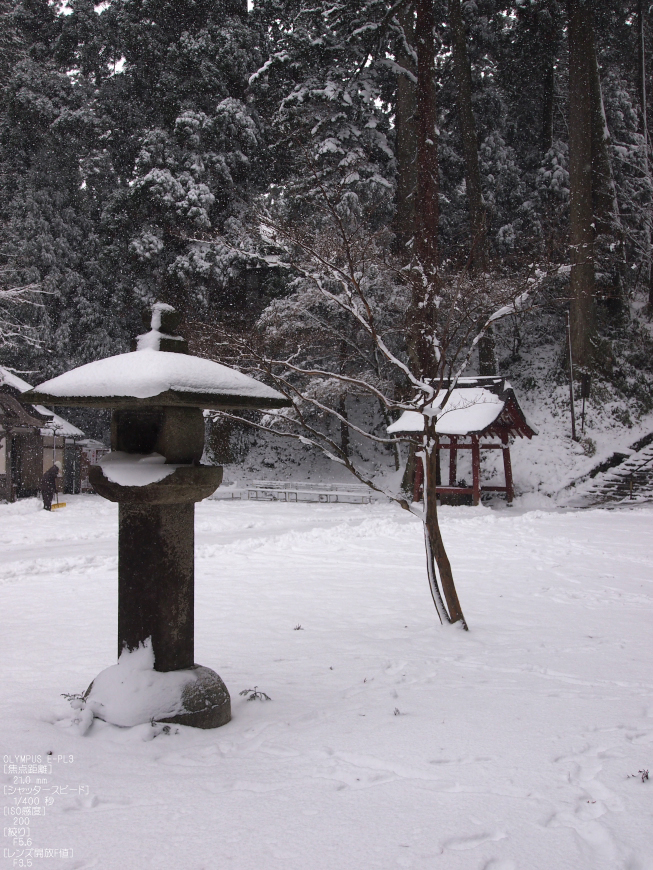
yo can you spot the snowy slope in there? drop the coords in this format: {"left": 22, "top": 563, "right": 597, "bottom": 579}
{"left": 1, "top": 496, "right": 652, "bottom": 869}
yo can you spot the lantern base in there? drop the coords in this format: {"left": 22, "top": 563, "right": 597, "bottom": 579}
{"left": 160, "top": 665, "right": 231, "bottom": 729}
{"left": 85, "top": 663, "right": 231, "bottom": 730}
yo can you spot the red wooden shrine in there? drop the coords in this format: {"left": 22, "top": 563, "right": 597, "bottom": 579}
{"left": 388, "top": 377, "right": 537, "bottom": 506}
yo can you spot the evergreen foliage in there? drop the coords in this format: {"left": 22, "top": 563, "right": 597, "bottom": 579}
{"left": 0, "top": 0, "right": 650, "bottom": 418}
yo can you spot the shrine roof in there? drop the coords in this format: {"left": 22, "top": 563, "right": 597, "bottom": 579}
{"left": 387, "top": 378, "right": 537, "bottom": 439}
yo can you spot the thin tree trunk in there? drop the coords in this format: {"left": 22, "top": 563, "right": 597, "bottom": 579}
{"left": 448, "top": 0, "right": 497, "bottom": 374}
{"left": 589, "top": 36, "right": 619, "bottom": 237}
{"left": 638, "top": 0, "right": 653, "bottom": 308}
{"left": 395, "top": 4, "right": 421, "bottom": 493}
{"left": 449, "top": 0, "right": 486, "bottom": 270}
{"left": 639, "top": 0, "right": 649, "bottom": 172}
{"left": 478, "top": 326, "right": 497, "bottom": 375}
{"left": 567, "top": 0, "right": 596, "bottom": 369}
{"left": 407, "top": 0, "right": 441, "bottom": 380}
{"left": 588, "top": 18, "right": 624, "bottom": 316}
{"left": 401, "top": 441, "right": 418, "bottom": 495}
{"left": 407, "top": 0, "right": 467, "bottom": 626}
{"left": 422, "top": 430, "right": 467, "bottom": 627}
{"left": 540, "top": 0, "right": 562, "bottom": 155}
{"left": 379, "top": 402, "right": 400, "bottom": 470}
{"left": 394, "top": 3, "right": 418, "bottom": 256}
{"left": 338, "top": 340, "right": 349, "bottom": 458}
{"left": 541, "top": 54, "right": 556, "bottom": 154}
{"left": 414, "top": 0, "right": 439, "bottom": 279}
{"left": 338, "top": 394, "right": 349, "bottom": 458}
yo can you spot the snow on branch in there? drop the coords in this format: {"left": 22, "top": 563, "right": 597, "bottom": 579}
{"left": 248, "top": 52, "right": 291, "bottom": 86}
{"left": 0, "top": 275, "right": 45, "bottom": 351}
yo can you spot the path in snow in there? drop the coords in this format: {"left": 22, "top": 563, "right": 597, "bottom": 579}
{"left": 0, "top": 496, "right": 652, "bottom": 870}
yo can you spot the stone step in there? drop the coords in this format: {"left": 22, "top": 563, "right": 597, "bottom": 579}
{"left": 584, "top": 441, "right": 653, "bottom": 506}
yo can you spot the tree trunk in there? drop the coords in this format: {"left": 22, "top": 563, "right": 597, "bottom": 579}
{"left": 567, "top": 0, "right": 596, "bottom": 369}
{"left": 588, "top": 14, "right": 624, "bottom": 317}
{"left": 541, "top": 53, "right": 556, "bottom": 154}
{"left": 406, "top": 0, "right": 441, "bottom": 380}
{"left": 449, "top": 0, "right": 486, "bottom": 270}
{"left": 589, "top": 35, "right": 620, "bottom": 238}
{"left": 379, "top": 402, "right": 400, "bottom": 470}
{"left": 422, "top": 431, "right": 467, "bottom": 627}
{"left": 401, "top": 441, "right": 418, "bottom": 496}
{"left": 406, "top": 2, "right": 467, "bottom": 627}
{"left": 338, "top": 340, "right": 349, "bottom": 458}
{"left": 414, "top": 0, "right": 440, "bottom": 279}
{"left": 538, "top": 1, "right": 562, "bottom": 155}
{"left": 638, "top": 0, "right": 653, "bottom": 308}
{"left": 639, "top": 0, "right": 649, "bottom": 173}
{"left": 478, "top": 326, "right": 497, "bottom": 375}
{"left": 394, "top": 3, "right": 418, "bottom": 256}
{"left": 448, "top": 0, "right": 497, "bottom": 374}
{"left": 338, "top": 393, "right": 349, "bottom": 458}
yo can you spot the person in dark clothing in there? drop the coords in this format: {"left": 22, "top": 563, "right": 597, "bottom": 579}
{"left": 41, "top": 461, "right": 62, "bottom": 510}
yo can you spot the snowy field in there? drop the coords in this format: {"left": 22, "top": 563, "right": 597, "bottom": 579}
{"left": 1, "top": 495, "right": 652, "bottom": 870}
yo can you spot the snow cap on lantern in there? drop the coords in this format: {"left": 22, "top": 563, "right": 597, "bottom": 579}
{"left": 26, "top": 301, "right": 289, "bottom": 411}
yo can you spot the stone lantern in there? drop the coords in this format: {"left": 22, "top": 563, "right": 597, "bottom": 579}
{"left": 26, "top": 303, "right": 290, "bottom": 729}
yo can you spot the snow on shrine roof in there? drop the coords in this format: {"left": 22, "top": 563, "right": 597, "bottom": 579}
{"left": 25, "top": 349, "right": 290, "bottom": 410}
{"left": 0, "top": 365, "right": 84, "bottom": 437}
{"left": 388, "top": 388, "right": 504, "bottom": 436}
{"left": 387, "top": 381, "right": 537, "bottom": 439}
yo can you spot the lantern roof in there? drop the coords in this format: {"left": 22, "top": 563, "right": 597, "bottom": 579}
{"left": 25, "top": 303, "right": 290, "bottom": 411}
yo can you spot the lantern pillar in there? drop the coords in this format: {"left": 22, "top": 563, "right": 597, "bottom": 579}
{"left": 27, "top": 302, "right": 290, "bottom": 730}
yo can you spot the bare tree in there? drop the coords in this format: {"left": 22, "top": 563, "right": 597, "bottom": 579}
{"left": 0, "top": 268, "right": 41, "bottom": 356}
{"left": 196, "top": 181, "right": 534, "bottom": 630}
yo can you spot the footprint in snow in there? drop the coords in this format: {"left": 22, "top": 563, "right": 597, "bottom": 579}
{"left": 548, "top": 743, "right": 625, "bottom": 864}
{"left": 483, "top": 861, "right": 517, "bottom": 870}
{"left": 62, "top": 794, "right": 131, "bottom": 812}
{"left": 626, "top": 730, "right": 653, "bottom": 745}
{"left": 442, "top": 831, "right": 507, "bottom": 851}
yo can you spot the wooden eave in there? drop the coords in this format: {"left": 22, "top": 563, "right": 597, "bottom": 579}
{"left": 481, "top": 390, "right": 537, "bottom": 441}
{"left": 0, "top": 390, "right": 51, "bottom": 429}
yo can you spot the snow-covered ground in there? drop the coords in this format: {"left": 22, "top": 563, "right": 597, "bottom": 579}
{"left": 1, "top": 495, "right": 652, "bottom": 869}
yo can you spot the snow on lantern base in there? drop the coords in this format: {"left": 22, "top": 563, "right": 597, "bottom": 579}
{"left": 85, "top": 460, "right": 229, "bottom": 728}
{"left": 85, "top": 641, "right": 230, "bottom": 729}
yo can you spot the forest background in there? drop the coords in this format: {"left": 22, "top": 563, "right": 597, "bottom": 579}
{"left": 1, "top": 0, "right": 653, "bottom": 480}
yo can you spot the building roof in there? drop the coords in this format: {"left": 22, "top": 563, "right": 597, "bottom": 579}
{"left": 387, "top": 377, "right": 537, "bottom": 439}
{"left": 0, "top": 366, "right": 85, "bottom": 437}
{"left": 38, "top": 410, "right": 85, "bottom": 438}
